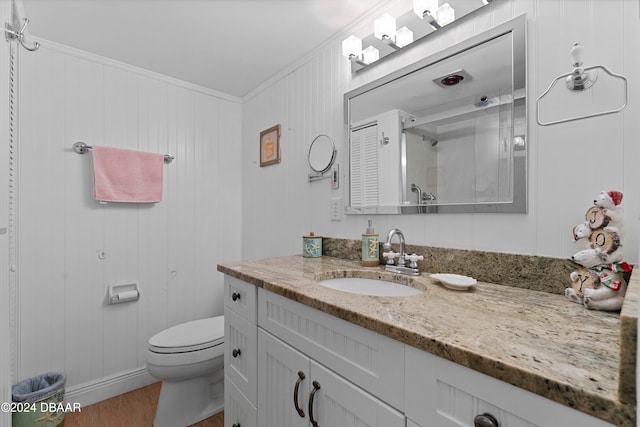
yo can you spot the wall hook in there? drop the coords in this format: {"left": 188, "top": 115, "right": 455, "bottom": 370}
{"left": 3, "top": 18, "right": 40, "bottom": 52}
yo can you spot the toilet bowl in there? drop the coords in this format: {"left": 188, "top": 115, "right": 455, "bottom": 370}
{"left": 147, "top": 316, "right": 224, "bottom": 427}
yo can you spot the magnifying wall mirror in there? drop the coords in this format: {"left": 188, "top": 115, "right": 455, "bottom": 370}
{"left": 345, "top": 15, "right": 526, "bottom": 214}
{"left": 308, "top": 134, "right": 337, "bottom": 182}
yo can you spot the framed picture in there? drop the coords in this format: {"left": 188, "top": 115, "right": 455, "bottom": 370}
{"left": 260, "top": 124, "right": 281, "bottom": 167}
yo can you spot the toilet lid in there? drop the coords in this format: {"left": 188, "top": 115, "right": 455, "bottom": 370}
{"left": 149, "top": 316, "right": 224, "bottom": 353}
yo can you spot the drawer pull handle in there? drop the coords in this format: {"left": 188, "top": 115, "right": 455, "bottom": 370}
{"left": 231, "top": 292, "right": 241, "bottom": 301}
{"left": 232, "top": 348, "right": 241, "bottom": 358}
{"left": 293, "top": 371, "right": 306, "bottom": 418}
{"left": 309, "top": 380, "right": 321, "bottom": 427}
{"left": 474, "top": 413, "right": 499, "bottom": 427}
{"left": 232, "top": 423, "right": 241, "bottom": 427}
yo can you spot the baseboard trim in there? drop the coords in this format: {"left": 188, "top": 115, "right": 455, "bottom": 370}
{"left": 65, "top": 367, "right": 157, "bottom": 407}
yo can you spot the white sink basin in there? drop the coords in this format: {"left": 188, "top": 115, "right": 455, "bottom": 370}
{"left": 318, "top": 277, "right": 422, "bottom": 296}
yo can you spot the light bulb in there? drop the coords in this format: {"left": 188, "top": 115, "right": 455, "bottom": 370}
{"left": 396, "top": 26, "right": 413, "bottom": 48}
{"left": 413, "top": 0, "right": 439, "bottom": 19}
{"left": 436, "top": 3, "right": 455, "bottom": 26}
{"left": 374, "top": 13, "right": 396, "bottom": 40}
{"left": 342, "top": 35, "right": 362, "bottom": 59}
{"left": 362, "top": 46, "right": 380, "bottom": 64}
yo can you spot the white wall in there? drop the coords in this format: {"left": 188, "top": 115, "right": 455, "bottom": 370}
{"left": 14, "top": 41, "right": 242, "bottom": 402}
{"left": 0, "top": 1, "right": 13, "bottom": 423}
{"left": 6, "top": 0, "right": 639, "bottom": 411}
{"left": 241, "top": 0, "right": 640, "bottom": 265}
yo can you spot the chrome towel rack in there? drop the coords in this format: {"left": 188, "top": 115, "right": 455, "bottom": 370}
{"left": 536, "top": 43, "right": 629, "bottom": 126}
{"left": 72, "top": 142, "right": 175, "bottom": 164}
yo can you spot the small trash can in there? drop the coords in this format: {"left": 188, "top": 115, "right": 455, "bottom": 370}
{"left": 11, "top": 372, "right": 66, "bottom": 427}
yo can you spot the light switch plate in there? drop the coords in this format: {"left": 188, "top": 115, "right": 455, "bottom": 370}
{"left": 330, "top": 198, "right": 342, "bottom": 221}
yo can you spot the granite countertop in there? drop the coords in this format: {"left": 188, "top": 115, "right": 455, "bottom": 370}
{"left": 218, "top": 255, "right": 637, "bottom": 426}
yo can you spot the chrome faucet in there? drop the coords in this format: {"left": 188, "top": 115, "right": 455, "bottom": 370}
{"left": 383, "top": 228, "right": 407, "bottom": 266}
{"left": 410, "top": 184, "right": 423, "bottom": 205}
{"left": 382, "top": 228, "right": 423, "bottom": 276}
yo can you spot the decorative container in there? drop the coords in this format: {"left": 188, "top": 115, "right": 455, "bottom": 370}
{"left": 303, "top": 232, "right": 322, "bottom": 258}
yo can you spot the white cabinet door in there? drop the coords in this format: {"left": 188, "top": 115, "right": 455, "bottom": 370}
{"left": 308, "top": 360, "right": 405, "bottom": 427}
{"left": 225, "top": 307, "right": 258, "bottom": 405}
{"left": 258, "top": 329, "right": 309, "bottom": 427}
{"left": 259, "top": 288, "right": 405, "bottom": 411}
{"left": 259, "top": 329, "right": 405, "bottom": 427}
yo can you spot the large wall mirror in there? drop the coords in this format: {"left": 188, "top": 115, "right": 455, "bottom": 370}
{"left": 345, "top": 15, "right": 526, "bottom": 214}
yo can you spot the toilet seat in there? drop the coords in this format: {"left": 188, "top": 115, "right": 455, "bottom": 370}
{"left": 149, "top": 316, "right": 224, "bottom": 354}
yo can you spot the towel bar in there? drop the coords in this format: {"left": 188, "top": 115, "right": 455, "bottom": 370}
{"left": 72, "top": 142, "right": 174, "bottom": 164}
{"left": 536, "top": 43, "right": 629, "bottom": 126}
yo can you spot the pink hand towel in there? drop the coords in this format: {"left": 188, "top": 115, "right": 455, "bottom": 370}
{"left": 92, "top": 146, "right": 164, "bottom": 203}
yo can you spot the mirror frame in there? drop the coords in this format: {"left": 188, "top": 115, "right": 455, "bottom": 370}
{"left": 308, "top": 134, "right": 338, "bottom": 182}
{"left": 308, "top": 134, "right": 337, "bottom": 173}
{"left": 344, "top": 14, "right": 527, "bottom": 214}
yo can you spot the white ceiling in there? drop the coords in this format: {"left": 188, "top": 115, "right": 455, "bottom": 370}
{"left": 21, "top": 0, "right": 386, "bottom": 97}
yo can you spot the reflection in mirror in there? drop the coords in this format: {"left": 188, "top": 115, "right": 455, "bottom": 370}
{"left": 308, "top": 134, "right": 337, "bottom": 182}
{"left": 345, "top": 15, "right": 526, "bottom": 214}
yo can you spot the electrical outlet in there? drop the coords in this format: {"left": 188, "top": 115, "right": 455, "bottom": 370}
{"left": 330, "top": 198, "right": 342, "bottom": 221}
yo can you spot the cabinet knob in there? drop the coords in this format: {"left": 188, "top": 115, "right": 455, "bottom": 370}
{"left": 231, "top": 292, "right": 241, "bottom": 301}
{"left": 232, "top": 348, "right": 242, "bottom": 358}
{"left": 474, "top": 413, "right": 499, "bottom": 427}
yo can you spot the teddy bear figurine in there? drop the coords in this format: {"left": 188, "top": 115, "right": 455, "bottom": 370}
{"left": 566, "top": 264, "right": 630, "bottom": 311}
{"left": 566, "top": 190, "right": 631, "bottom": 311}
{"left": 593, "top": 190, "right": 623, "bottom": 224}
{"left": 571, "top": 191, "right": 621, "bottom": 246}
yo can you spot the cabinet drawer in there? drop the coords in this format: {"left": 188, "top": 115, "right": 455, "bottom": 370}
{"left": 224, "top": 275, "right": 257, "bottom": 323}
{"left": 258, "top": 288, "right": 405, "bottom": 411}
{"left": 225, "top": 376, "right": 257, "bottom": 427}
{"left": 405, "top": 345, "right": 615, "bottom": 427}
{"left": 225, "top": 307, "right": 258, "bottom": 405}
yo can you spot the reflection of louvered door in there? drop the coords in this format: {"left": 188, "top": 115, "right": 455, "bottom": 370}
{"left": 350, "top": 123, "right": 379, "bottom": 208}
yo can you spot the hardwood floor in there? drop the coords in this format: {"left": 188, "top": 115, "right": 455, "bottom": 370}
{"left": 62, "top": 382, "right": 224, "bottom": 427}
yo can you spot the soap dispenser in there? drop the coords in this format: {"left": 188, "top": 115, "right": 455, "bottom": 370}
{"left": 361, "top": 219, "right": 379, "bottom": 267}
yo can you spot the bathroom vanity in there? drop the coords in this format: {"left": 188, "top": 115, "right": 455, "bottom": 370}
{"left": 219, "top": 256, "right": 637, "bottom": 427}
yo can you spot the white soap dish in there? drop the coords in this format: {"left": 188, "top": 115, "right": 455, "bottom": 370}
{"left": 430, "top": 273, "right": 477, "bottom": 291}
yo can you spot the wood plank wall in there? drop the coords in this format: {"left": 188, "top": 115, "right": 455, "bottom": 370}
{"left": 14, "top": 42, "right": 242, "bottom": 399}
{"left": 241, "top": 0, "right": 640, "bottom": 264}
{"left": 1, "top": 2, "right": 13, "bottom": 426}
{"left": 7, "top": 0, "right": 640, "bottom": 412}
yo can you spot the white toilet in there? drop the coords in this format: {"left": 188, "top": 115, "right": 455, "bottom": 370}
{"left": 146, "top": 315, "right": 224, "bottom": 427}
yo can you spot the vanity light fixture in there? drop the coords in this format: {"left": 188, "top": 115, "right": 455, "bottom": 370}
{"left": 362, "top": 46, "right": 380, "bottom": 64}
{"left": 413, "top": 0, "right": 441, "bottom": 29}
{"left": 342, "top": 35, "right": 367, "bottom": 66}
{"left": 374, "top": 13, "right": 396, "bottom": 42}
{"left": 342, "top": 35, "right": 379, "bottom": 65}
{"left": 374, "top": 13, "right": 406, "bottom": 51}
{"left": 343, "top": 0, "right": 485, "bottom": 73}
{"left": 396, "top": 26, "right": 414, "bottom": 48}
{"left": 436, "top": 3, "right": 455, "bottom": 26}
{"left": 413, "top": 0, "right": 455, "bottom": 30}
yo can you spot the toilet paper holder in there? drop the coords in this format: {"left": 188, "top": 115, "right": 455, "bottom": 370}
{"left": 108, "top": 282, "right": 140, "bottom": 304}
